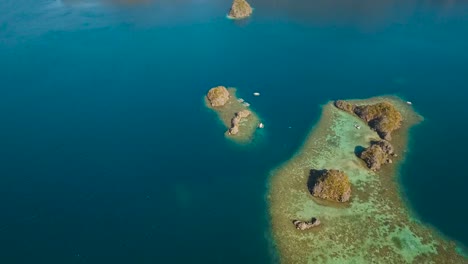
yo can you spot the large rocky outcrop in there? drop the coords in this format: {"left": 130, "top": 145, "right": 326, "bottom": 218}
{"left": 229, "top": 109, "right": 251, "bottom": 135}
{"left": 308, "top": 169, "right": 351, "bottom": 202}
{"left": 228, "top": 0, "right": 253, "bottom": 19}
{"left": 334, "top": 100, "right": 402, "bottom": 140}
{"left": 358, "top": 140, "right": 396, "bottom": 171}
{"left": 207, "top": 86, "right": 230, "bottom": 107}
{"left": 292, "top": 217, "right": 321, "bottom": 230}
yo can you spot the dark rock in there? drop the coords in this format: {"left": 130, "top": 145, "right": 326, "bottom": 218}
{"left": 207, "top": 86, "right": 230, "bottom": 107}
{"left": 228, "top": 110, "right": 251, "bottom": 135}
{"left": 228, "top": 0, "right": 253, "bottom": 19}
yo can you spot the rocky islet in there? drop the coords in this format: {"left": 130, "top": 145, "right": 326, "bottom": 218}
{"left": 308, "top": 169, "right": 351, "bottom": 203}
{"left": 228, "top": 0, "right": 253, "bottom": 19}
{"left": 229, "top": 109, "right": 251, "bottom": 135}
{"left": 358, "top": 140, "right": 397, "bottom": 171}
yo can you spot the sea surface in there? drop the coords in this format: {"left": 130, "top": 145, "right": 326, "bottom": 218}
{"left": 0, "top": 0, "right": 467, "bottom": 263}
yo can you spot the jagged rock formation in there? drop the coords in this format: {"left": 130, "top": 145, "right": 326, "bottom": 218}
{"left": 308, "top": 169, "right": 351, "bottom": 202}
{"left": 228, "top": 0, "right": 253, "bottom": 19}
{"left": 292, "top": 217, "right": 321, "bottom": 230}
{"left": 359, "top": 140, "right": 396, "bottom": 171}
{"left": 334, "top": 100, "right": 402, "bottom": 140}
{"left": 207, "top": 86, "right": 230, "bottom": 107}
{"left": 229, "top": 109, "right": 251, "bottom": 135}
{"left": 334, "top": 100, "right": 355, "bottom": 113}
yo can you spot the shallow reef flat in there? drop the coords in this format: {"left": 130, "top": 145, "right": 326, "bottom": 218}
{"left": 205, "top": 88, "right": 260, "bottom": 144}
{"left": 268, "top": 97, "right": 466, "bottom": 263}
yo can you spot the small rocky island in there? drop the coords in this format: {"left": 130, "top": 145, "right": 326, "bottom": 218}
{"left": 308, "top": 169, "right": 351, "bottom": 202}
{"left": 228, "top": 0, "right": 253, "bottom": 19}
{"left": 205, "top": 86, "right": 261, "bottom": 143}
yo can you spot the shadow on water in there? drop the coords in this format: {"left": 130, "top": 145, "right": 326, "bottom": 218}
{"left": 354, "top": 146, "right": 366, "bottom": 157}
{"left": 306, "top": 169, "right": 327, "bottom": 194}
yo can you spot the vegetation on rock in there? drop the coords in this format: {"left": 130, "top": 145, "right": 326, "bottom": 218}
{"left": 207, "top": 86, "right": 230, "bottom": 107}
{"left": 334, "top": 100, "right": 355, "bottom": 114}
{"left": 308, "top": 169, "right": 351, "bottom": 202}
{"left": 228, "top": 0, "right": 253, "bottom": 19}
{"left": 334, "top": 100, "right": 403, "bottom": 140}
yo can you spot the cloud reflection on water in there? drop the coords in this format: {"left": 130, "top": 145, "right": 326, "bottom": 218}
{"left": 1, "top": 0, "right": 466, "bottom": 43}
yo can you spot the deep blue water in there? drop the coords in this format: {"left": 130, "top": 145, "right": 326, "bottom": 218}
{"left": 0, "top": 0, "right": 467, "bottom": 263}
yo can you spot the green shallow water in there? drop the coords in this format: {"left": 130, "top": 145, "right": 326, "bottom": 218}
{"left": 268, "top": 97, "right": 465, "bottom": 263}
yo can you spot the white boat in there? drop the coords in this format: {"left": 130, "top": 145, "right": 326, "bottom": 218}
{"left": 237, "top": 98, "right": 245, "bottom": 103}
{"left": 243, "top": 102, "right": 250, "bottom": 107}
{"left": 407, "top": 101, "right": 412, "bottom": 105}
{"left": 253, "top": 92, "right": 260, "bottom": 96}
{"left": 258, "top": 123, "right": 264, "bottom": 128}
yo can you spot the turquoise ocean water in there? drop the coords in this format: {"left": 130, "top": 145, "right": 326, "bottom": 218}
{"left": 0, "top": 0, "right": 467, "bottom": 263}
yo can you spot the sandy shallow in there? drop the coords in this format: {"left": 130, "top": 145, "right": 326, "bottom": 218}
{"left": 205, "top": 88, "right": 261, "bottom": 144}
{"left": 268, "top": 97, "right": 466, "bottom": 263}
